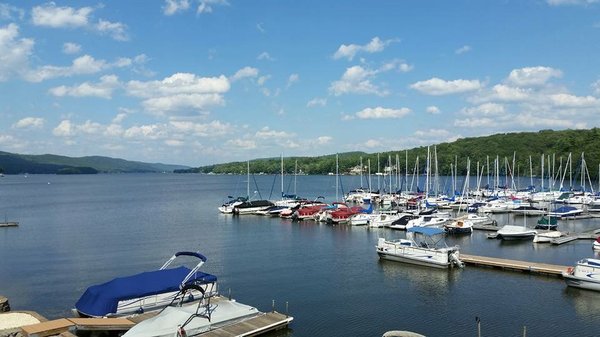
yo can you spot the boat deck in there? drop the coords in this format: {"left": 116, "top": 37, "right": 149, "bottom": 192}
{"left": 461, "top": 254, "right": 569, "bottom": 277}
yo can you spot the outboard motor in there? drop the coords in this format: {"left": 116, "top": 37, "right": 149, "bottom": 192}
{"left": 449, "top": 251, "right": 465, "bottom": 268}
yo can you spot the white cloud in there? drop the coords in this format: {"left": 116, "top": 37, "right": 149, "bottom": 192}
{"left": 197, "top": 0, "right": 229, "bottom": 14}
{"left": 25, "top": 54, "right": 107, "bottom": 82}
{"left": 231, "top": 66, "right": 259, "bottom": 81}
{"left": 365, "top": 139, "right": 381, "bottom": 148}
{"left": 124, "top": 124, "right": 168, "bottom": 140}
{"left": 257, "top": 75, "right": 270, "bottom": 86}
{"left": 49, "top": 74, "right": 120, "bottom": 99}
{"left": 169, "top": 120, "right": 232, "bottom": 136}
{"left": 256, "top": 23, "right": 265, "bottom": 33}
{"left": 127, "top": 73, "right": 230, "bottom": 115}
{"left": 257, "top": 52, "right": 274, "bottom": 61}
{"left": 163, "top": 0, "right": 190, "bottom": 15}
{"left": 62, "top": 42, "right": 81, "bottom": 54}
{"left": 95, "top": 20, "right": 129, "bottom": 41}
{"left": 53, "top": 120, "right": 103, "bottom": 137}
{"left": 32, "top": 3, "right": 92, "bottom": 28}
{"left": 255, "top": 127, "right": 293, "bottom": 139}
{"left": 307, "top": 97, "right": 327, "bottom": 107}
{"left": 426, "top": 106, "right": 441, "bottom": 114}
{"left": 226, "top": 138, "right": 256, "bottom": 149}
{"left": 461, "top": 103, "right": 505, "bottom": 116}
{"left": 507, "top": 66, "right": 562, "bottom": 86}
{"left": 474, "top": 84, "right": 532, "bottom": 102}
{"left": 0, "top": 4, "right": 25, "bottom": 21}
{"left": 316, "top": 136, "right": 332, "bottom": 144}
{"left": 329, "top": 65, "right": 387, "bottom": 96}
{"left": 287, "top": 73, "right": 299, "bottom": 88}
{"left": 53, "top": 120, "right": 74, "bottom": 137}
{"left": 0, "top": 23, "right": 34, "bottom": 81}
{"left": 546, "top": 0, "right": 598, "bottom": 5}
{"left": 410, "top": 77, "right": 482, "bottom": 95}
{"left": 12, "top": 117, "right": 44, "bottom": 129}
{"left": 455, "top": 45, "right": 471, "bottom": 55}
{"left": 165, "top": 139, "right": 184, "bottom": 147}
{"left": 333, "top": 37, "right": 398, "bottom": 61}
{"left": 355, "top": 106, "right": 411, "bottom": 119}
{"left": 549, "top": 93, "right": 598, "bottom": 107}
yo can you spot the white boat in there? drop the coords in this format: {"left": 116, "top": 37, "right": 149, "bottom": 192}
{"left": 369, "top": 213, "right": 401, "bottom": 228}
{"left": 388, "top": 214, "right": 420, "bottom": 230}
{"left": 232, "top": 200, "right": 274, "bottom": 215}
{"left": 593, "top": 237, "right": 600, "bottom": 250}
{"left": 547, "top": 206, "right": 583, "bottom": 218}
{"left": 444, "top": 219, "right": 474, "bottom": 234}
{"left": 533, "top": 230, "right": 562, "bottom": 243}
{"left": 405, "top": 214, "right": 449, "bottom": 229}
{"left": 349, "top": 213, "right": 377, "bottom": 226}
{"left": 376, "top": 226, "right": 464, "bottom": 269}
{"left": 462, "top": 213, "right": 495, "bottom": 226}
{"left": 218, "top": 197, "right": 247, "bottom": 214}
{"left": 496, "top": 225, "right": 537, "bottom": 241}
{"left": 563, "top": 258, "right": 600, "bottom": 292}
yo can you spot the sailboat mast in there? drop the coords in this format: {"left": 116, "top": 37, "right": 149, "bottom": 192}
{"left": 281, "top": 154, "right": 284, "bottom": 198}
{"left": 360, "top": 156, "right": 363, "bottom": 188}
{"left": 336, "top": 154, "right": 339, "bottom": 201}
{"left": 247, "top": 160, "right": 250, "bottom": 199}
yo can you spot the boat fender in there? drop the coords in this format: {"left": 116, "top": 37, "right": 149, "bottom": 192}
{"left": 177, "top": 325, "right": 188, "bottom": 337}
{"left": 567, "top": 267, "right": 574, "bottom": 275}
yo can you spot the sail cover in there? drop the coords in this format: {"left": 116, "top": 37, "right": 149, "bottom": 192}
{"left": 75, "top": 266, "right": 217, "bottom": 317}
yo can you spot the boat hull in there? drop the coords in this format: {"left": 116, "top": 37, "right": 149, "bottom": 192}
{"left": 377, "top": 251, "right": 450, "bottom": 269}
{"left": 563, "top": 274, "right": 600, "bottom": 292}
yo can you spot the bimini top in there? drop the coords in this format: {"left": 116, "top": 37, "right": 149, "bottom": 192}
{"left": 75, "top": 266, "right": 217, "bottom": 317}
{"left": 407, "top": 226, "right": 445, "bottom": 236}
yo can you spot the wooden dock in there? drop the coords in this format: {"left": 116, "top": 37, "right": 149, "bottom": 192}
{"left": 201, "top": 312, "right": 293, "bottom": 337}
{"left": 461, "top": 254, "right": 569, "bottom": 277}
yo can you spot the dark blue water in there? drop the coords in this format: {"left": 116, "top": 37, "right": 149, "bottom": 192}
{"left": 1, "top": 174, "right": 599, "bottom": 336}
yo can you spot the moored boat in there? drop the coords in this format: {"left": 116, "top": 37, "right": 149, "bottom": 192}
{"left": 496, "top": 225, "right": 536, "bottom": 240}
{"left": 563, "top": 258, "right": 600, "bottom": 292}
{"left": 376, "top": 226, "right": 464, "bottom": 269}
{"left": 444, "top": 219, "right": 474, "bottom": 234}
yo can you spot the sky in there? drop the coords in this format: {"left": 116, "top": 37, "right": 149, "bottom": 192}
{"left": 1, "top": 0, "right": 600, "bottom": 167}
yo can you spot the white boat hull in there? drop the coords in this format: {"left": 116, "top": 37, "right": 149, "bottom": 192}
{"left": 376, "top": 239, "right": 460, "bottom": 269}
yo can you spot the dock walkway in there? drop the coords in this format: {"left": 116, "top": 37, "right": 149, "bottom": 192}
{"left": 461, "top": 254, "right": 569, "bottom": 277}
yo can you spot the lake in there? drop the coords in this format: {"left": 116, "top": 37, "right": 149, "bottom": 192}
{"left": 1, "top": 173, "right": 599, "bottom": 336}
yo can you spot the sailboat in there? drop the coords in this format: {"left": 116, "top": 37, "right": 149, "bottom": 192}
{"left": 231, "top": 161, "right": 273, "bottom": 215}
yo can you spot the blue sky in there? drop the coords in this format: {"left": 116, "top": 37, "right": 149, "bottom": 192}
{"left": 1, "top": 0, "right": 600, "bottom": 166}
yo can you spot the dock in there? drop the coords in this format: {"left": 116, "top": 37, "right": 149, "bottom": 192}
{"left": 461, "top": 254, "right": 569, "bottom": 277}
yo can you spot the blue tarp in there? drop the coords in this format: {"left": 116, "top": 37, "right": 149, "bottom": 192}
{"left": 75, "top": 266, "right": 217, "bottom": 317}
{"left": 407, "top": 226, "right": 445, "bottom": 236}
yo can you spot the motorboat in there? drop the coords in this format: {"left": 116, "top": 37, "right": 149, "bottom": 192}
{"left": 218, "top": 197, "right": 247, "bottom": 214}
{"left": 444, "top": 219, "right": 474, "bottom": 234}
{"left": 454, "top": 213, "right": 495, "bottom": 226}
{"left": 75, "top": 252, "right": 217, "bottom": 318}
{"left": 376, "top": 226, "right": 464, "bottom": 269}
{"left": 547, "top": 206, "right": 583, "bottom": 218}
{"left": 563, "top": 258, "right": 600, "bottom": 292}
{"left": 405, "top": 214, "right": 449, "bottom": 229}
{"left": 511, "top": 205, "right": 546, "bottom": 216}
{"left": 349, "top": 213, "right": 377, "bottom": 226}
{"left": 496, "top": 225, "right": 537, "bottom": 240}
{"left": 388, "top": 214, "right": 419, "bottom": 230}
{"left": 368, "top": 212, "right": 401, "bottom": 228}
{"left": 533, "top": 230, "right": 562, "bottom": 243}
{"left": 232, "top": 200, "right": 274, "bottom": 215}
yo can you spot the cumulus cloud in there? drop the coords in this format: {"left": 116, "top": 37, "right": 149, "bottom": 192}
{"left": 355, "top": 106, "right": 411, "bottom": 119}
{"left": 461, "top": 103, "right": 505, "bottom": 116}
{"left": 126, "top": 73, "right": 230, "bottom": 115}
{"left": 49, "top": 74, "right": 120, "bottom": 99}
{"left": 546, "top": 0, "right": 598, "bottom": 5}
{"left": 12, "top": 117, "right": 44, "bottom": 129}
{"left": 410, "top": 77, "right": 482, "bottom": 95}
{"left": 316, "top": 136, "right": 332, "bottom": 144}
{"left": 333, "top": 36, "right": 398, "bottom": 61}
{"left": 0, "top": 23, "right": 34, "bottom": 81}
{"left": 307, "top": 97, "right": 327, "bottom": 107}
{"left": 53, "top": 119, "right": 103, "bottom": 137}
{"left": 226, "top": 138, "right": 256, "bottom": 149}
{"left": 507, "top": 66, "right": 562, "bottom": 87}
{"left": 330, "top": 65, "right": 386, "bottom": 96}
{"left": 549, "top": 93, "right": 598, "bottom": 107}
{"left": 231, "top": 66, "right": 259, "bottom": 81}
{"left": 24, "top": 54, "right": 142, "bottom": 82}
{"left": 163, "top": 0, "right": 190, "bottom": 15}
{"left": 426, "top": 106, "right": 441, "bottom": 114}
{"left": 255, "top": 127, "right": 294, "bottom": 139}
{"left": 365, "top": 139, "right": 381, "bottom": 148}
{"left": 62, "top": 42, "right": 81, "bottom": 54}
{"left": 31, "top": 3, "right": 128, "bottom": 41}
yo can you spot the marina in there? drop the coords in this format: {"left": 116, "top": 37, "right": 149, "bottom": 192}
{"left": 3, "top": 173, "right": 600, "bottom": 336}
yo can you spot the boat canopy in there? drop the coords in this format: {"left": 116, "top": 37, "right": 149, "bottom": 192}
{"left": 407, "top": 226, "right": 445, "bottom": 236}
{"left": 75, "top": 266, "right": 217, "bottom": 317}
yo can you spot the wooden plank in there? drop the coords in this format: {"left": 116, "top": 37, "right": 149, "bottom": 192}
{"left": 199, "top": 312, "right": 292, "bottom": 337}
{"left": 461, "top": 254, "right": 569, "bottom": 276}
{"left": 67, "top": 318, "right": 135, "bottom": 330}
{"left": 21, "top": 318, "right": 73, "bottom": 337}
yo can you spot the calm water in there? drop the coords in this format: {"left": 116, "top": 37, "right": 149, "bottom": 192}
{"left": 1, "top": 174, "right": 600, "bottom": 336}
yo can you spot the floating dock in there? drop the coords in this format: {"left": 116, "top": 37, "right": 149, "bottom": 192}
{"left": 460, "top": 254, "right": 569, "bottom": 277}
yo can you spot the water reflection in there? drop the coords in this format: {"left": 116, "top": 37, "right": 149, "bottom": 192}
{"left": 565, "top": 286, "right": 600, "bottom": 320}
{"left": 378, "top": 259, "right": 460, "bottom": 298}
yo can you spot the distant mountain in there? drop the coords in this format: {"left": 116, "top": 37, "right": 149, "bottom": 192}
{"left": 0, "top": 151, "right": 189, "bottom": 174}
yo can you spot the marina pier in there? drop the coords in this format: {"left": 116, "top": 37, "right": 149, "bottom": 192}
{"left": 461, "top": 254, "right": 569, "bottom": 277}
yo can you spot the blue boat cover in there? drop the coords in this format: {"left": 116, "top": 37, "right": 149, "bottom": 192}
{"left": 75, "top": 266, "right": 217, "bottom": 317}
{"left": 408, "top": 226, "right": 445, "bottom": 236}
{"left": 554, "top": 206, "right": 577, "bottom": 213}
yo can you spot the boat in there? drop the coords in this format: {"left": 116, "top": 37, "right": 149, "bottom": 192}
{"left": 74, "top": 252, "right": 217, "bottom": 318}
{"left": 444, "top": 219, "right": 474, "bottom": 234}
{"left": 533, "top": 230, "right": 562, "bottom": 243}
{"left": 232, "top": 199, "right": 274, "bottom": 215}
{"left": 405, "top": 214, "right": 449, "bottom": 229}
{"left": 534, "top": 216, "right": 558, "bottom": 230}
{"left": 368, "top": 212, "right": 401, "bottom": 228}
{"left": 593, "top": 237, "right": 600, "bottom": 250}
{"left": 562, "top": 258, "right": 600, "bottom": 292}
{"left": 547, "top": 206, "right": 583, "bottom": 218}
{"left": 511, "top": 205, "right": 546, "bottom": 216}
{"left": 218, "top": 197, "right": 247, "bottom": 214}
{"left": 496, "top": 225, "right": 537, "bottom": 240}
{"left": 388, "top": 214, "right": 419, "bottom": 230}
{"left": 376, "top": 226, "right": 464, "bottom": 269}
